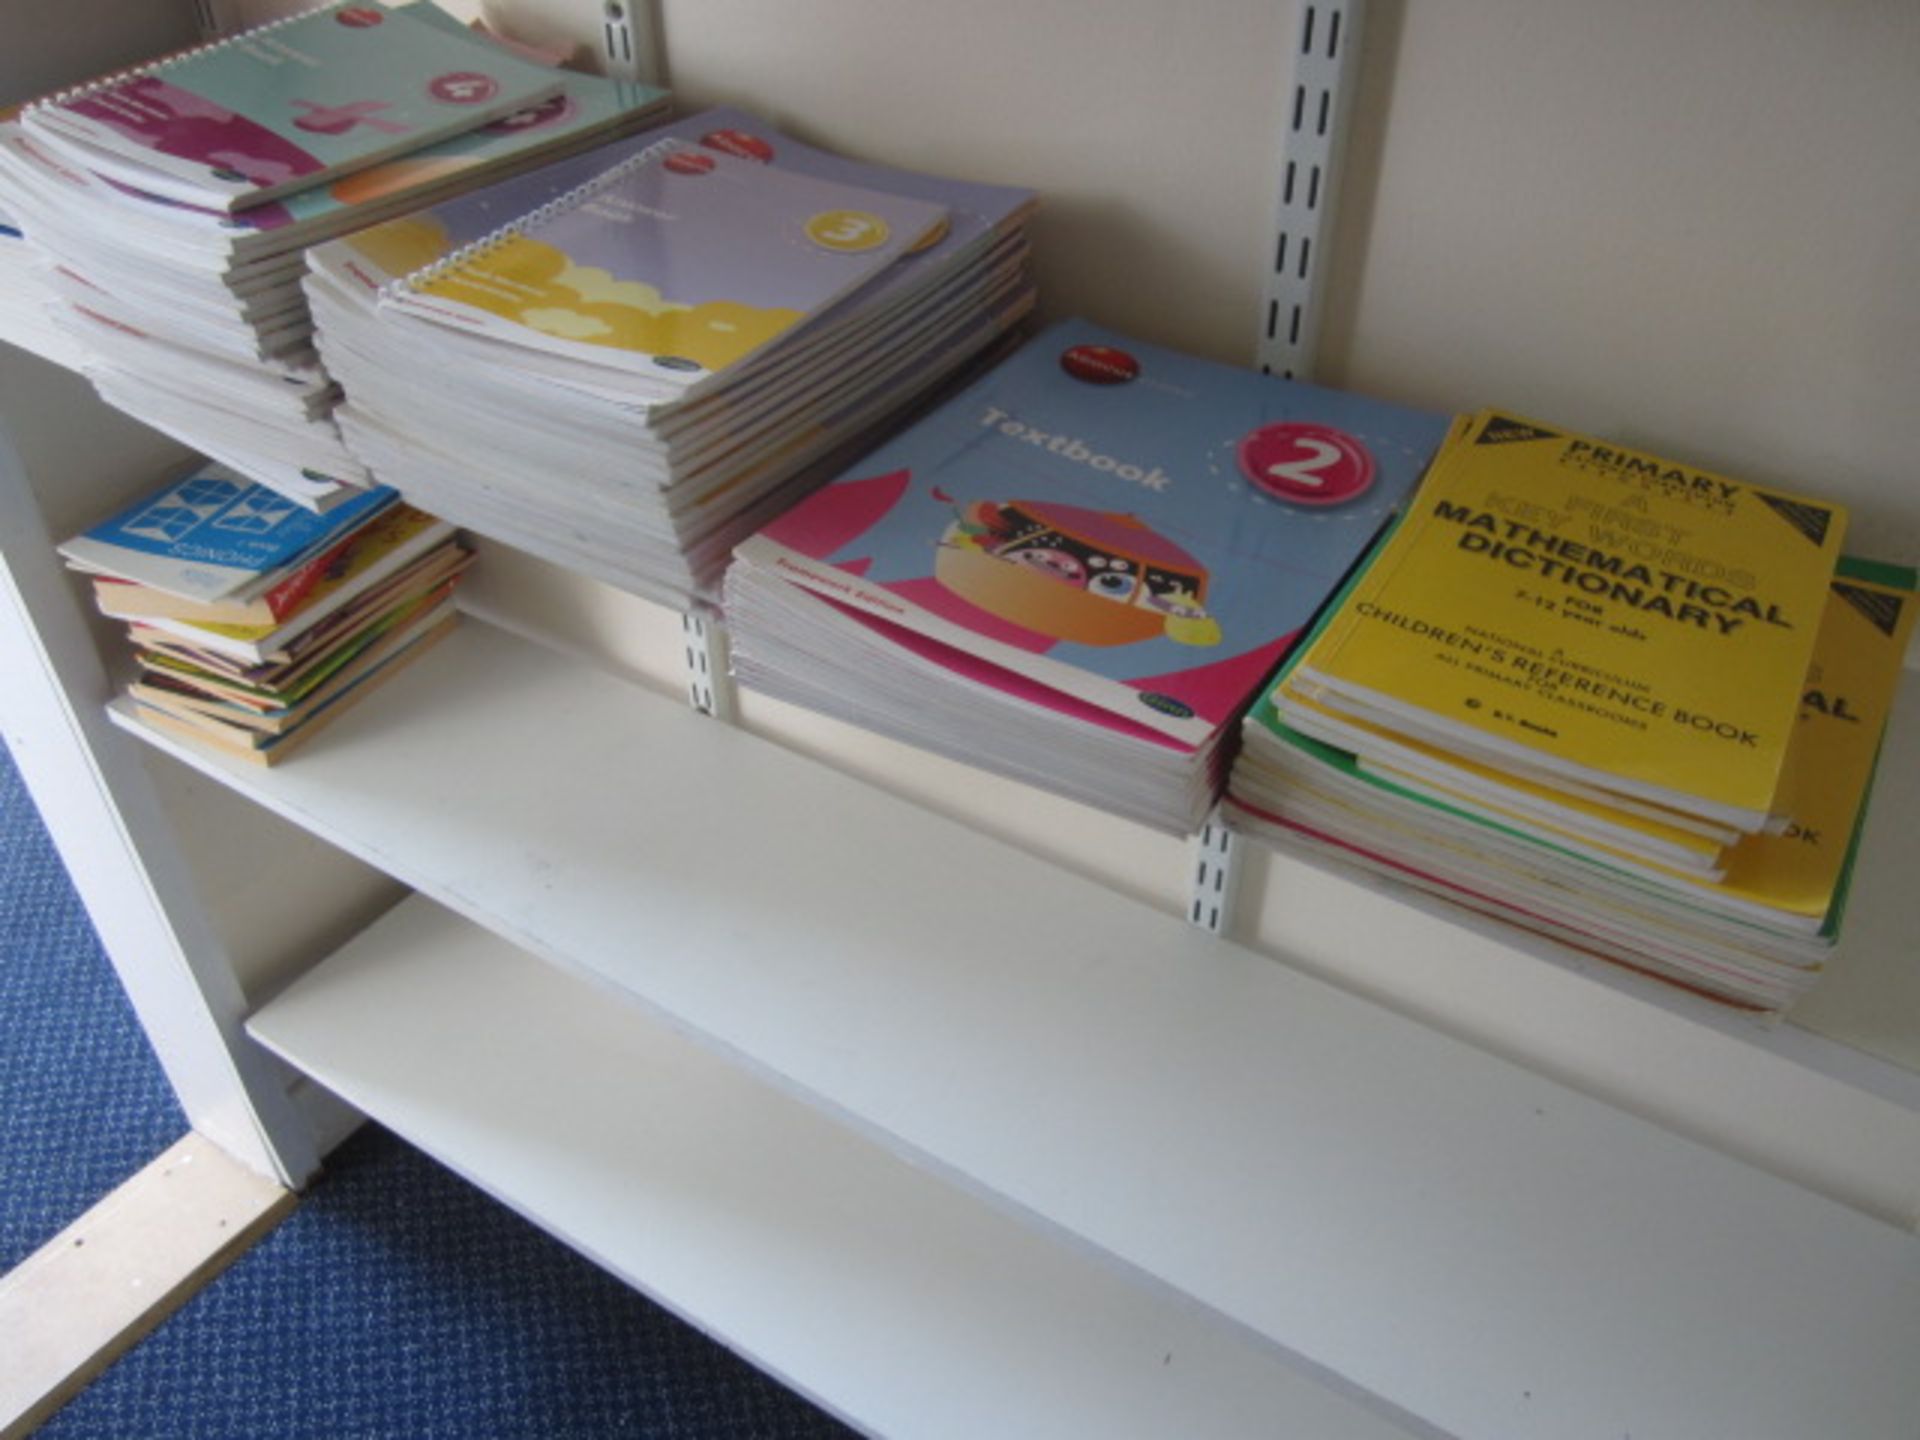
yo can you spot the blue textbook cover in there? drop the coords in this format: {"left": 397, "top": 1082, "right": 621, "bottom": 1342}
{"left": 731, "top": 320, "right": 1452, "bottom": 749}
{"left": 60, "top": 463, "right": 396, "bottom": 601}
{"left": 21, "top": 1, "right": 564, "bottom": 212}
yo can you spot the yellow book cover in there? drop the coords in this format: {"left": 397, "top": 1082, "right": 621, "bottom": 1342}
{"left": 1273, "top": 674, "right": 1730, "bottom": 874}
{"left": 1298, "top": 409, "right": 1848, "bottom": 831}
{"left": 1707, "top": 562, "right": 1916, "bottom": 924}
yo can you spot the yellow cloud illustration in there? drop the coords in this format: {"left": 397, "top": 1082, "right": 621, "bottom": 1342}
{"left": 520, "top": 308, "right": 614, "bottom": 340}
{"left": 421, "top": 236, "right": 807, "bottom": 373}
{"left": 554, "top": 261, "right": 688, "bottom": 316}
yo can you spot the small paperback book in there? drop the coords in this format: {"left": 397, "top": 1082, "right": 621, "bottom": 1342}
{"left": 726, "top": 319, "right": 1450, "bottom": 830}
{"left": 1289, "top": 409, "right": 1848, "bottom": 833}
{"left": 125, "top": 503, "right": 456, "bottom": 664}
{"left": 58, "top": 461, "right": 395, "bottom": 602}
{"left": 20, "top": 0, "right": 564, "bottom": 212}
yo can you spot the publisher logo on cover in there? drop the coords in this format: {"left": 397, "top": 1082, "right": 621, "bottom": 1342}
{"left": 1060, "top": 345, "right": 1140, "bottom": 386}
{"left": 429, "top": 73, "right": 502, "bottom": 105}
{"left": 1138, "top": 692, "right": 1195, "bottom": 719}
{"left": 701, "top": 129, "right": 776, "bottom": 162}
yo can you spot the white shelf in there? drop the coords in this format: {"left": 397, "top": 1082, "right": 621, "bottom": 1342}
{"left": 248, "top": 895, "right": 1415, "bottom": 1440}
{"left": 112, "top": 619, "right": 1920, "bottom": 1440}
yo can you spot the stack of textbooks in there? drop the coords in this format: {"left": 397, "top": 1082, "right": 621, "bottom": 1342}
{"left": 61, "top": 462, "right": 470, "bottom": 765}
{"left": 0, "top": 0, "right": 667, "bottom": 508}
{"left": 1227, "top": 409, "right": 1915, "bottom": 1013}
{"left": 307, "top": 105, "right": 1038, "bottom": 609}
{"left": 725, "top": 319, "right": 1451, "bottom": 834}
{"left": 0, "top": 136, "right": 83, "bottom": 368}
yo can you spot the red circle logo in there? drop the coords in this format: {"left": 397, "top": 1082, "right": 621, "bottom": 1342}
{"left": 1059, "top": 344, "right": 1139, "bottom": 385}
{"left": 428, "top": 72, "right": 501, "bottom": 105}
{"left": 336, "top": 6, "right": 383, "bottom": 25}
{"left": 700, "top": 129, "right": 775, "bottom": 162}
{"left": 663, "top": 150, "right": 717, "bottom": 176}
{"left": 1237, "top": 422, "right": 1375, "bottom": 506}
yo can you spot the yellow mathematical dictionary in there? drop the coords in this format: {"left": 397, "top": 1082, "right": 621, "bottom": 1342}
{"left": 1273, "top": 673, "right": 1732, "bottom": 875}
{"left": 1297, "top": 409, "right": 1848, "bottom": 832}
{"left": 1709, "top": 561, "right": 1916, "bottom": 926}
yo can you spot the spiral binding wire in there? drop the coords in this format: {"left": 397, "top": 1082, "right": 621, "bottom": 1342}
{"left": 379, "top": 135, "right": 692, "bottom": 303}
{"left": 26, "top": 0, "right": 352, "bottom": 113}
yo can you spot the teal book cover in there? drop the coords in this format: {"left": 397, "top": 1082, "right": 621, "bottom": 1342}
{"left": 22, "top": 1, "right": 563, "bottom": 210}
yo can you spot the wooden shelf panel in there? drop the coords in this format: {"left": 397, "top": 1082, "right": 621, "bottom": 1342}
{"left": 114, "top": 620, "right": 1920, "bottom": 1439}
{"left": 249, "top": 896, "right": 1408, "bottom": 1440}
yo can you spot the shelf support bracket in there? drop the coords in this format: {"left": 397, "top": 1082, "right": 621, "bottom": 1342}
{"left": 1188, "top": 0, "right": 1364, "bottom": 933}
{"left": 1257, "top": 0, "right": 1368, "bottom": 381}
{"left": 1188, "top": 809, "right": 1242, "bottom": 937}
{"left": 596, "top": 0, "right": 665, "bottom": 86}
{"left": 682, "top": 610, "right": 733, "bottom": 720}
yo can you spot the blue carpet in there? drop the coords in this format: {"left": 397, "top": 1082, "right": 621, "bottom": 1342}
{"left": 2, "top": 742, "right": 853, "bottom": 1438}
{"left": 0, "top": 743, "right": 183, "bottom": 1272}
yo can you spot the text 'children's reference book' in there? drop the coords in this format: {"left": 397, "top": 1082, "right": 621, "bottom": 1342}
{"left": 1288, "top": 409, "right": 1848, "bottom": 834}
{"left": 1229, "top": 554, "right": 1914, "bottom": 1014}
{"left": 20, "top": 0, "right": 564, "bottom": 212}
{"left": 725, "top": 319, "right": 1451, "bottom": 833}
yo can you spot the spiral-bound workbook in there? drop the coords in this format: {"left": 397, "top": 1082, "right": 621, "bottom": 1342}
{"left": 378, "top": 138, "right": 951, "bottom": 400}
{"left": 20, "top": 0, "right": 563, "bottom": 212}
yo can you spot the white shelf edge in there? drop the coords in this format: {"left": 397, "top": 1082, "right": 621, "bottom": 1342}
{"left": 249, "top": 895, "right": 1421, "bottom": 1440}
{"left": 109, "top": 619, "right": 1920, "bottom": 1440}
{"left": 1238, "top": 803, "right": 1920, "bottom": 1119}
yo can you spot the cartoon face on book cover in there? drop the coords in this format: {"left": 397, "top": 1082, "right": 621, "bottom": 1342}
{"left": 744, "top": 321, "right": 1450, "bottom": 745}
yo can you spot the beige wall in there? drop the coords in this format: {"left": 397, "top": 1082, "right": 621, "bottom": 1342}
{"left": 480, "top": 0, "right": 1919, "bottom": 564}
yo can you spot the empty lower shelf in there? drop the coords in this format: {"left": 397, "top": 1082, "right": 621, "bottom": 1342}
{"left": 248, "top": 896, "right": 1413, "bottom": 1439}
{"left": 119, "top": 619, "right": 1920, "bottom": 1439}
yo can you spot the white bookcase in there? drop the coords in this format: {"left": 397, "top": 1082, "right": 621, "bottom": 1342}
{"left": 4, "top": 2, "right": 1919, "bottom": 1435}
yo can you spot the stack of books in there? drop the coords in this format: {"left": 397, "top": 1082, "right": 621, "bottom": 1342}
{"left": 306, "top": 105, "right": 1037, "bottom": 609}
{"left": 1227, "top": 409, "right": 1914, "bottom": 1013}
{"left": 0, "top": 133, "right": 82, "bottom": 368}
{"left": 725, "top": 319, "right": 1451, "bottom": 834}
{"left": 0, "top": 0, "right": 667, "bottom": 508}
{"left": 61, "top": 461, "right": 469, "bottom": 765}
